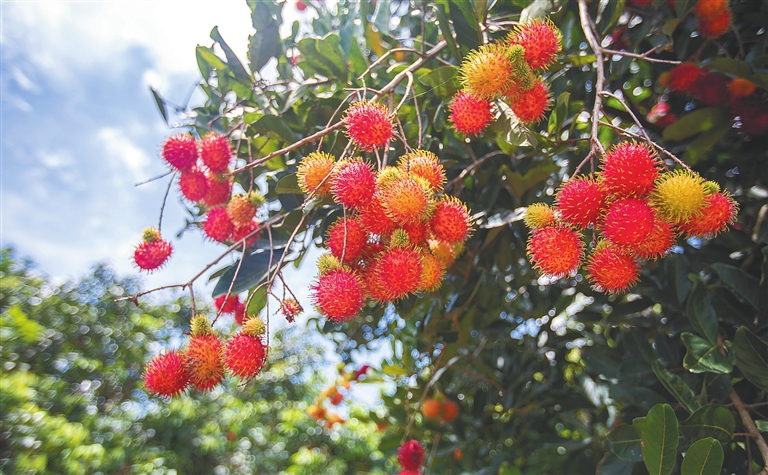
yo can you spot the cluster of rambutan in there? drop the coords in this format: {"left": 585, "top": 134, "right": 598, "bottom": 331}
{"left": 296, "top": 149, "right": 472, "bottom": 322}
{"left": 305, "top": 365, "right": 370, "bottom": 427}
{"left": 663, "top": 63, "right": 768, "bottom": 136}
{"left": 421, "top": 397, "right": 459, "bottom": 423}
{"left": 142, "top": 313, "right": 269, "bottom": 398}
{"left": 693, "top": 0, "right": 731, "bottom": 38}
{"left": 449, "top": 18, "right": 562, "bottom": 136}
{"left": 397, "top": 440, "right": 426, "bottom": 475}
{"left": 525, "top": 141, "right": 738, "bottom": 293}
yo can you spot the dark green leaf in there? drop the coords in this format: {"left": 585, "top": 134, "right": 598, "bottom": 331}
{"left": 149, "top": 87, "right": 168, "bottom": 125}
{"left": 662, "top": 108, "right": 730, "bottom": 142}
{"left": 246, "top": 286, "right": 268, "bottom": 317}
{"left": 686, "top": 275, "right": 718, "bottom": 345}
{"left": 210, "top": 26, "right": 251, "bottom": 83}
{"left": 501, "top": 163, "right": 559, "bottom": 199}
{"left": 755, "top": 420, "right": 768, "bottom": 433}
{"left": 275, "top": 174, "right": 302, "bottom": 195}
{"left": 434, "top": 3, "right": 461, "bottom": 62}
{"left": 635, "top": 403, "right": 678, "bottom": 475}
{"left": 733, "top": 327, "right": 768, "bottom": 390}
{"left": 445, "top": 0, "right": 480, "bottom": 52}
{"left": 710, "top": 263, "right": 760, "bottom": 310}
{"left": 681, "top": 438, "right": 723, "bottom": 475}
{"left": 684, "top": 123, "right": 730, "bottom": 165}
{"left": 248, "top": 25, "right": 282, "bottom": 74}
{"left": 418, "top": 66, "right": 460, "bottom": 98}
{"left": 548, "top": 92, "right": 570, "bottom": 135}
{"left": 679, "top": 404, "right": 735, "bottom": 445}
{"left": 212, "top": 248, "right": 285, "bottom": 298}
{"left": 609, "top": 424, "right": 643, "bottom": 462}
{"left": 652, "top": 361, "right": 700, "bottom": 414}
{"left": 251, "top": 115, "right": 298, "bottom": 143}
{"left": 681, "top": 333, "right": 732, "bottom": 374}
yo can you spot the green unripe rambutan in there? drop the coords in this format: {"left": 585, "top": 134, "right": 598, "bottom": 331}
{"left": 242, "top": 316, "right": 266, "bottom": 337}
{"left": 190, "top": 314, "right": 213, "bottom": 337}
{"left": 524, "top": 203, "right": 556, "bottom": 230}
{"left": 317, "top": 254, "right": 342, "bottom": 275}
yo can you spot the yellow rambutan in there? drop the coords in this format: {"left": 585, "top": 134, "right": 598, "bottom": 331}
{"left": 297, "top": 152, "right": 336, "bottom": 196}
{"left": 459, "top": 44, "right": 515, "bottom": 99}
{"left": 382, "top": 176, "right": 430, "bottom": 225}
{"left": 650, "top": 170, "right": 707, "bottom": 223}
{"left": 398, "top": 150, "right": 446, "bottom": 192}
{"left": 524, "top": 203, "right": 556, "bottom": 230}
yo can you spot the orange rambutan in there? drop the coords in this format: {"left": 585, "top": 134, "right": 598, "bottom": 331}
{"left": 280, "top": 299, "right": 303, "bottom": 322}
{"left": 359, "top": 194, "right": 398, "bottom": 236}
{"left": 428, "top": 239, "right": 459, "bottom": 268}
{"left": 362, "top": 260, "right": 391, "bottom": 303}
{"left": 599, "top": 141, "right": 659, "bottom": 198}
{"left": 422, "top": 399, "right": 443, "bottom": 418}
{"left": 667, "top": 63, "right": 705, "bottom": 93}
{"left": 398, "top": 150, "right": 446, "bottom": 192}
{"left": 509, "top": 79, "right": 551, "bottom": 124}
{"left": 459, "top": 44, "right": 515, "bottom": 99}
{"left": 142, "top": 351, "right": 190, "bottom": 398}
{"left": 382, "top": 176, "right": 430, "bottom": 225}
{"left": 508, "top": 18, "right": 562, "bottom": 70}
{"left": 332, "top": 160, "right": 376, "bottom": 209}
{"left": 555, "top": 176, "right": 607, "bottom": 229}
{"left": 587, "top": 244, "right": 639, "bottom": 293}
{"left": 297, "top": 152, "right": 336, "bottom": 196}
{"left": 694, "top": 0, "right": 728, "bottom": 19}
{"left": 227, "top": 192, "right": 264, "bottom": 228}
{"left": 179, "top": 168, "right": 209, "bottom": 202}
{"left": 203, "top": 207, "right": 234, "bottom": 243}
{"left": 343, "top": 100, "right": 394, "bottom": 151}
{"left": 678, "top": 192, "right": 738, "bottom": 238}
{"left": 441, "top": 400, "right": 459, "bottom": 422}
{"left": 524, "top": 203, "right": 556, "bottom": 230}
{"left": 692, "top": 73, "right": 730, "bottom": 106}
{"left": 161, "top": 133, "right": 198, "bottom": 171}
{"left": 600, "top": 198, "right": 656, "bottom": 250}
{"left": 699, "top": 8, "right": 731, "bottom": 38}
{"left": 449, "top": 92, "right": 493, "bottom": 136}
{"left": 231, "top": 219, "right": 261, "bottom": 247}
{"left": 634, "top": 217, "right": 676, "bottom": 259}
{"left": 429, "top": 197, "right": 471, "bottom": 244}
{"left": 186, "top": 334, "right": 225, "bottom": 391}
{"left": 650, "top": 170, "right": 706, "bottom": 223}
{"left": 203, "top": 173, "right": 232, "bottom": 207}
{"left": 224, "top": 332, "right": 267, "bottom": 379}
{"left": 376, "top": 247, "right": 423, "bottom": 300}
{"left": 418, "top": 251, "right": 444, "bottom": 292}
{"left": 312, "top": 268, "right": 366, "bottom": 322}
{"left": 729, "top": 78, "right": 756, "bottom": 99}
{"left": 200, "top": 133, "right": 232, "bottom": 173}
{"left": 326, "top": 216, "right": 368, "bottom": 263}
{"left": 527, "top": 226, "right": 583, "bottom": 277}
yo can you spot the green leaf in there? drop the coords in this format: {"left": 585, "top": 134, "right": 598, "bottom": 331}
{"left": 212, "top": 248, "right": 285, "bottom": 298}
{"left": 275, "top": 174, "right": 302, "bottom": 195}
{"left": 520, "top": 0, "right": 563, "bottom": 22}
{"left": 680, "top": 438, "right": 723, "bottom": 475}
{"left": 246, "top": 286, "right": 268, "bottom": 317}
{"left": 381, "top": 361, "right": 408, "bottom": 376}
{"left": 609, "top": 424, "right": 644, "bottom": 462}
{"left": 652, "top": 361, "right": 700, "bottom": 414}
{"left": 662, "top": 19, "right": 680, "bottom": 36}
{"left": 684, "top": 123, "right": 730, "bottom": 165}
{"left": 686, "top": 275, "right": 718, "bottom": 345}
{"left": 434, "top": 3, "right": 461, "bottom": 62}
{"left": 733, "top": 327, "right": 768, "bottom": 391}
{"left": 314, "top": 34, "right": 347, "bottom": 80}
{"left": 679, "top": 404, "right": 735, "bottom": 445}
{"left": 710, "top": 263, "right": 760, "bottom": 310}
{"left": 149, "top": 87, "right": 168, "bottom": 125}
{"left": 210, "top": 26, "right": 251, "bottom": 82}
{"left": 449, "top": 0, "right": 480, "bottom": 50}
{"left": 755, "top": 420, "right": 768, "bottom": 433}
{"left": 501, "top": 163, "right": 559, "bottom": 199}
{"left": 251, "top": 115, "right": 298, "bottom": 143}
{"left": 419, "top": 66, "right": 460, "bottom": 98}
{"left": 4, "top": 305, "right": 44, "bottom": 344}
{"left": 196, "top": 45, "right": 228, "bottom": 79}
{"left": 548, "top": 92, "right": 570, "bottom": 135}
{"left": 635, "top": 404, "right": 679, "bottom": 475}
{"left": 248, "top": 26, "right": 282, "bottom": 74}
{"left": 681, "top": 333, "right": 733, "bottom": 374}
{"left": 662, "top": 108, "right": 730, "bottom": 142}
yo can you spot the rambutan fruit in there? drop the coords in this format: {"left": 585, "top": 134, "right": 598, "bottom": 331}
{"left": 376, "top": 166, "right": 405, "bottom": 191}
{"left": 429, "top": 197, "right": 472, "bottom": 244}
{"left": 243, "top": 316, "right": 266, "bottom": 337}
{"left": 729, "top": 78, "right": 756, "bottom": 99}
{"left": 161, "top": 133, "right": 198, "bottom": 171}
{"left": 599, "top": 141, "right": 659, "bottom": 197}
{"left": 600, "top": 198, "right": 656, "bottom": 249}
{"left": 509, "top": 79, "right": 551, "bottom": 124}
{"left": 449, "top": 92, "right": 493, "bottom": 136}
{"left": 142, "top": 351, "right": 190, "bottom": 398}
{"left": 343, "top": 100, "right": 394, "bottom": 151}
{"left": 398, "top": 471, "right": 421, "bottom": 475}
{"left": 732, "top": 95, "right": 768, "bottom": 136}
{"left": 332, "top": 160, "right": 376, "bottom": 209}
{"left": 634, "top": 217, "right": 676, "bottom": 260}
{"left": 524, "top": 203, "right": 556, "bottom": 230}
{"left": 186, "top": 334, "right": 225, "bottom": 391}
{"left": 508, "top": 18, "right": 562, "bottom": 70}
{"left": 317, "top": 253, "right": 342, "bottom": 275}
{"left": 527, "top": 226, "right": 583, "bottom": 277}
{"left": 398, "top": 150, "right": 446, "bottom": 192}
{"left": 398, "top": 440, "right": 425, "bottom": 471}
{"left": 312, "top": 268, "right": 366, "bottom": 322}
{"left": 678, "top": 192, "right": 738, "bottom": 238}
{"left": 179, "top": 168, "right": 209, "bottom": 202}
{"left": 224, "top": 332, "right": 267, "bottom": 379}
{"left": 428, "top": 239, "right": 458, "bottom": 268}
{"left": 234, "top": 302, "right": 246, "bottom": 326}
{"left": 555, "top": 176, "right": 607, "bottom": 229}
{"left": 459, "top": 44, "right": 515, "bottom": 99}
{"left": 650, "top": 170, "right": 706, "bottom": 223}
{"left": 694, "top": 0, "right": 728, "bottom": 19}
{"left": 280, "top": 299, "right": 302, "bottom": 322}
{"left": 441, "top": 400, "right": 459, "bottom": 422}
{"left": 133, "top": 228, "right": 173, "bottom": 272}
{"left": 667, "top": 63, "right": 705, "bottom": 93}
{"left": 190, "top": 314, "right": 213, "bottom": 337}
{"left": 231, "top": 219, "right": 261, "bottom": 247}
{"left": 214, "top": 294, "right": 241, "bottom": 314}
{"left": 359, "top": 194, "right": 397, "bottom": 236}
{"left": 227, "top": 192, "right": 264, "bottom": 227}
{"left": 587, "top": 244, "right": 640, "bottom": 293}
{"left": 382, "top": 176, "right": 430, "bottom": 225}
{"left": 699, "top": 8, "right": 731, "bottom": 38}
{"left": 418, "top": 251, "right": 444, "bottom": 292}
{"left": 362, "top": 261, "right": 391, "bottom": 303}
{"left": 326, "top": 216, "right": 368, "bottom": 263}
{"left": 389, "top": 229, "right": 411, "bottom": 249}
{"left": 402, "top": 220, "right": 429, "bottom": 246}
{"left": 422, "top": 398, "right": 443, "bottom": 418}
{"left": 376, "top": 247, "right": 423, "bottom": 300}
{"left": 200, "top": 133, "right": 232, "bottom": 173}
{"left": 693, "top": 73, "right": 730, "bottom": 106}
{"left": 297, "top": 152, "right": 336, "bottom": 196}
{"left": 203, "top": 207, "right": 234, "bottom": 243}
{"left": 203, "top": 173, "right": 232, "bottom": 207}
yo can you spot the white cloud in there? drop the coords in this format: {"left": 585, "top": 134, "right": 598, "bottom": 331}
{"left": 37, "top": 149, "right": 74, "bottom": 169}
{"left": 98, "top": 127, "right": 152, "bottom": 179}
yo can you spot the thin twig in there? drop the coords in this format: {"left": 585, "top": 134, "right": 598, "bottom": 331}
{"left": 602, "top": 46, "right": 682, "bottom": 65}
{"left": 425, "top": 432, "right": 443, "bottom": 475}
{"left": 578, "top": 0, "right": 606, "bottom": 169}
{"left": 450, "top": 365, "right": 507, "bottom": 396}
{"left": 135, "top": 170, "right": 173, "bottom": 187}
{"left": 731, "top": 389, "right": 768, "bottom": 475}
{"left": 402, "top": 348, "right": 446, "bottom": 443}
{"left": 211, "top": 241, "right": 248, "bottom": 326}
{"left": 600, "top": 90, "right": 654, "bottom": 149}
{"left": 157, "top": 172, "right": 176, "bottom": 233}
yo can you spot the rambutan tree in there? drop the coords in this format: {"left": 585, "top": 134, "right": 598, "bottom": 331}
{"left": 134, "top": 0, "right": 768, "bottom": 473}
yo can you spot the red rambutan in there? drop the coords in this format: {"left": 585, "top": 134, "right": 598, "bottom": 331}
{"left": 297, "top": 152, "right": 336, "bottom": 196}
{"left": 280, "top": 299, "right": 302, "bottom": 322}
{"left": 161, "top": 133, "right": 198, "bottom": 171}
{"left": 635, "top": 217, "right": 676, "bottom": 259}
{"left": 382, "top": 176, "right": 430, "bottom": 225}
{"left": 224, "top": 333, "right": 267, "bottom": 379}
{"left": 599, "top": 141, "right": 659, "bottom": 198}
{"left": 678, "top": 192, "right": 738, "bottom": 238}
{"left": 179, "top": 168, "right": 209, "bottom": 202}
{"left": 203, "top": 173, "right": 232, "bottom": 207}
{"left": 215, "top": 294, "right": 241, "bottom": 314}
{"left": 376, "top": 247, "right": 423, "bottom": 300}
{"left": 509, "top": 79, "right": 551, "bottom": 124}
{"left": 312, "top": 268, "right": 366, "bottom": 322}
{"left": 694, "top": 0, "right": 728, "bottom": 19}
{"left": 231, "top": 219, "right": 261, "bottom": 247}
{"left": 234, "top": 302, "right": 246, "bottom": 326}
{"left": 587, "top": 244, "right": 640, "bottom": 293}
{"left": 449, "top": 92, "right": 493, "bottom": 136}
{"left": 398, "top": 440, "right": 425, "bottom": 471}
{"left": 527, "top": 226, "right": 583, "bottom": 277}
{"left": 227, "top": 192, "right": 264, "bottom": 228}
{"left": 332, "top": 161, "right": 376, "bottom": 209}
{"left": 555, "top": 176, "right": 607, "bottom": 229}
{"left": 699, "top": 8, "right": 731, "bottom": 38}
{"left": 203, "top": 207, "right": 234, "bottom": 243}
{"left": 326, "top": 217, "right": 368, "bottom": 263}
{"left": 508, "top": 18, "right": 562, "bottom": 70}
{"left": 667, "top": 63, "right": 705, "bottom": 93}
{"left": 402, "top": 220, "right": 429, "bottom": 246}
{"left": 692, "top": 73, "right": 730, "bottom": 106}
{"left": 398, "top": 150, "right": 446, "bottom": 192}
{"left": 200, "top": 133, "right": 232, "bottom": 173}
{"left": 732, "top": 95, "right": 768, "bottom": 136}
{"left": 186, "top": 334, "right": 225, "bottom": 391}
{"left": 359, "top": 194, "right": 397, "bottom": 236}
{"left": 133, "top": 228, "right": 173, "bottom": 272}
{"left": 601, "top": 198, "right": 656, "bottom": 250}
{"left": 362, "top": 260, "right": 391, "bottom": 303}
{"left": 429, "top": 197, "right": 471, "bottom": 244}
{"left": 343, "top": 100, "right": 394, "bottom": 151}
{"left": 142, "top": 351, "right": 190, "bottom": 397}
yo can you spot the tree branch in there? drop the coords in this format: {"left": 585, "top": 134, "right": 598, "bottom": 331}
{"left": 731, "top": 389, "right": 768, "bottom": 475}
{"left": 578, "top": 0, "right": 606, "bottom": 170}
